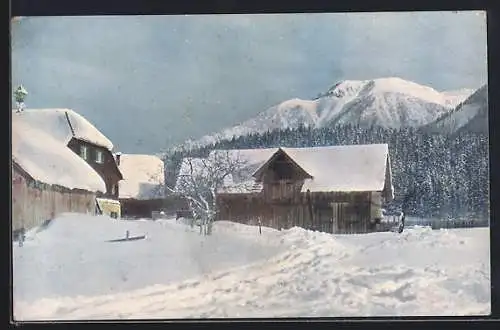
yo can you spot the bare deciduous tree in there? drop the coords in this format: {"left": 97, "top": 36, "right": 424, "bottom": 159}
{"left": 164, "top": 150, "right": 249, "bottom": 235}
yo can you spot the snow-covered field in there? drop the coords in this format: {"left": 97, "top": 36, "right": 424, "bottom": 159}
{"left": 13, "top": 214, "right": 490, "bottom": 320}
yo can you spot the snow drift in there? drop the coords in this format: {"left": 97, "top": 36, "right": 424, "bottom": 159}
{"left": 13, "top": 214, "right": 490, "bottom": 320}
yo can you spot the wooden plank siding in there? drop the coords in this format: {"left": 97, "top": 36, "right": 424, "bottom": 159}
{"left": 12, "top": 165, "right": 96, "bottom": 232}
{"left": 215, "top": 148, "right": 382, "bottom": 234}
{"left": 216, "top": 190, "right": 374, "bottom": 234}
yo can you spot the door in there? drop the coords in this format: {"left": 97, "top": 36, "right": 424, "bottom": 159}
{"left": 331, "top": 202, "right": 347, "bottom": 234}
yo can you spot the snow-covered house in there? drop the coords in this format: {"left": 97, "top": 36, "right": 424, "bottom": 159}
{"left": 117, "top": 154, "right": 170, "bottom": 218}
{"left": 13, "top": 109, "right": 123, "bottom": 200}
{"left": 214, "top": 144, "right": 394, "bottom": 234}
{"left": 12, "top": 111, "right": 107, "bottom": 233}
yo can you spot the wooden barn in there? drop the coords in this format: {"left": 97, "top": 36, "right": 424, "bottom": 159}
{"left": 118, "top": 153, "right": 174, "bottom": 219}
{"left": 12, "top": 112, "right": 106, "bottom": 236}
{"left": 214, "top": 144, "right": 394, "bottom": 234}
{"left": 12, "top": 108, "right": 123, "bottom": 217}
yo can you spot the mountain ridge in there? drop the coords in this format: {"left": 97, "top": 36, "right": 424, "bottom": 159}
{"left": 423, "top": 84, "right": 488, "bottom": 137}
{"left": 181, "top": 77, "right": 476, "bottom": 149}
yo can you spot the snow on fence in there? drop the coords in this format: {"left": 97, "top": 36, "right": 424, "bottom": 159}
{"left": 12, "top": 167, "right": 96, "bottom": 234}
{"left": 377, "top": 215, "right": 488, "bottom": 232}
{"left": 405, "top": 217, "right": 489, "bottom": 230}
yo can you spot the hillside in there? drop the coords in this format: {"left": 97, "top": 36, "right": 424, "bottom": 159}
{"left": 424, "top": 85, "right": 488, "bottom": 136}
{"left": 184, "top": 78, "right": 473, "bottom": 149}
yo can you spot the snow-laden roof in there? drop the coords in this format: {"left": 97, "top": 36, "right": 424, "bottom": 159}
{"left": 12, "top": 113, "right": 106, "bottom": 192}
{"left": 279, "top": 144, "right": 390, "bottom": 192}
{"left": 118, "top": 154, "right": 165, "bottom": 200}
{"left": 220, "top": 144, "right": 391, "bottom": 194}
{"left": 13, "top": 108, "right": 114, "bottom": 150}
{"left": 175, "top": 145, "right": 391, "bottom": 195}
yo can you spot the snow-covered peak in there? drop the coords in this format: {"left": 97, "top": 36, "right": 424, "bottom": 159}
{"left": 325, "top": 80, "right": 368, "bottom": 98}
{"left": 365, "top": 77, "right": 447, "bottom": 104}
{"left": 327, "top": 77, "right": 468, "bottom": 107}
{"left": 182, "top": 77, "right": 476, "bottom": 149}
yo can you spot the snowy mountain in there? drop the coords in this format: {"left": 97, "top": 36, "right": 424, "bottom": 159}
{"left": 424, "top": 85, "right": 488, "bottom": 136}
{"left": 184, "top": 78, "right": 473, "bottom": 148}
{"left": 442, "top": 88, "right": 477, "bottom": 108}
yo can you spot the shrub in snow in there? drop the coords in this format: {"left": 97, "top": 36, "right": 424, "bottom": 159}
{"left": 14, "top": 85, "right": 28, "bottom": 112}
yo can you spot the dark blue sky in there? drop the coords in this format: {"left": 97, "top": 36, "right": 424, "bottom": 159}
{"left": 11, "top": 12, "right": 487, "bottom": 153}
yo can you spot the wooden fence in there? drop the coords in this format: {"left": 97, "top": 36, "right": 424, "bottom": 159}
{"left": 12, "top": 167, "right": 97, "bottom": 232}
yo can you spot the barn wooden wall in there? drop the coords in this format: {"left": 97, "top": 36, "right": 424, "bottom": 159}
{"left": 216, "top": 190, "right": 373, "bottom": 234}
{"left": 12, "top": 167, "right": 96, "bottom": 232}
{"left": 215, "top": 152, "right": 385, "bottom": 235}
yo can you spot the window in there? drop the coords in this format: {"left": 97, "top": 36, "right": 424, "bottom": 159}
{"left": 80, "top": 145, "right": 88, "bottom": 160}
{"left": 96, "top": 150, "right": 104, "bottom": 164}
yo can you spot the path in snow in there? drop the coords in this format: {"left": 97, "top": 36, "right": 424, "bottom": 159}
{"left": 13, "top": 215, "right": 490, "bottom": 320}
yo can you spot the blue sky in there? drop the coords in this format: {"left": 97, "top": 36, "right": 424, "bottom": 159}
{"left": 11, "top": 11, "right": 487, "bottom": 153}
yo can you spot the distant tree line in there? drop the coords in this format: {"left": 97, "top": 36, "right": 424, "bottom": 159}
{"left": 164, "top": 124, "right": 489, "bottom": 221}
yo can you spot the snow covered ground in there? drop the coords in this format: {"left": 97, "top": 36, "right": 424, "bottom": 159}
{"left": 13, "top": 214, "right": 490, "bottom": 320}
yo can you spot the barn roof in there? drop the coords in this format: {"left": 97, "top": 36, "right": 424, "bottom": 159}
{"left": 118, "top": 154, "right": 165, "bottom": 200}
{"left": 271, "top": 144, "right": 391, "bottom": 192}
{"left": 222, "top": 144, "right": 392, "bottom": 194}
{"left": 175, "top": 144, "right": 393, "bottom": 196}
{"left": 12, "top": 112, "right": 106, "bottom": 192}
{"left": 12, "top": 108, "right": 114, "bottom": 150}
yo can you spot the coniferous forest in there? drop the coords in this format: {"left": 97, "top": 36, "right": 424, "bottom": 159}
{"left": 165, "top": 124, "right": 489, "bottom": 221}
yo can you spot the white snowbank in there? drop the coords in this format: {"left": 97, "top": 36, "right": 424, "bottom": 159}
{"left": 12, "top": 115, "right": 106, "bottom": 192}
{"left": 118, "top": 154, "right": 165, "bottom": 200}
{"left": 13, "top": 214, "right": 490, "bottom": 320}
{"left": 13, "top": 109, "right": 114, "bottom": 150}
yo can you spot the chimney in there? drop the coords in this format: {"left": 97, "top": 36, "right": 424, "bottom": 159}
{"left": 115, "top": 152, "right": 122, "bottom": 166}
